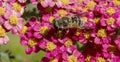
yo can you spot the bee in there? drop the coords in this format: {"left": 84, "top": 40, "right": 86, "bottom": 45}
{"left": 52, "top": 15, "right": 84, "bottom": 29}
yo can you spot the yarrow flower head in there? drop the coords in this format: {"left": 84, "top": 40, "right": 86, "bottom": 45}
{"left": 0, "top": 0, "right": 26, "bottom": 45}
{"left": 1, "top": 0, "right": 120, "bottom": 62}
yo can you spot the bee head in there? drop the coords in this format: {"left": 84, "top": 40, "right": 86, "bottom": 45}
{"left": 52, "top": 19, "right": 59, "bottom": 29}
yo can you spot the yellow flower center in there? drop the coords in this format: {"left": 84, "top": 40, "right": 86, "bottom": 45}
{"left": 53, "top": 0, "right": 57, "bottom": 2}
{"left": 72, "top": 7, "right": 82, "bottom": 12}
{"left": 84, "top": 33, "right": 90, "bottom": 39}
{"left": 57, "top": 9, "right": 67, "bottom": 16}
{"left": 50, "top": 58, "right": 58, "bottom": 62}
{"left": 20, "top": 26, "right": 28, "bottom": 34}
{"left": 86, "top": 1, "right": 96, "bottom": 9}
{"left": 106, "top": 7, "right": 115, "bottom": 15}
{"left": 60, "top": 0, "right": 69, "bottom": 5}
{"left": 68, "top": 55, "right": 77, "bottom": 62}
{"left": 0, "top": 7, "right": 5, "bottom": 16}
{"left": 28, "top": 38, "right": 37, "bottom": 47}
{"left": 82, "top": 7, "right": 89, "bottom": 12}
{"left": 93, "top": 17, "right": 100, "bottom": 24}
{"left": 49, "top": 16, "right": 55, "bottom": 23}
{"left": 0, "top": 26, "right": 6, "bottom": 37}
{"left": 106, "top": 17, "right": 115, "bottom": 26}
{"left": 75, "top": 31, "right": 80, "bottom": 36}
{"left": 9, "top": 15, "right": 18, "bottom": 25}
{"left": 75, "top": 29, "right": 82, "bottom": 36}
{"left": 76, "top": 7, "right": 82, "bottom": 10}
{"left": 13, "top": 2, "right": 22, "bottom": 12}
{"left": 38, "top": 0, "right": 43, "bottom": 2}
{"left": 39, "top": 26, "right": 49, "bottom": 36}
{"left": 46, "top": 42, "right": 56, "bottom": 51}
{"left": 97, "top": 29, "right": 106, "bottom": 38}
{"left": 81, "top": 17, "right": 88, "bottom": 23}
{"left": 85, "top": 55, "right": 91, "bottom": 62}
{"left": 113, "top": 0, "right": 120, "bottom": 6}
{"left": 103, "top": 2, "right": 108, "bottom": 6}
{"left": 44, "top": 7, "right": 53, "bottom": 13}
{"left": 107, "top": 45, "right": 116, "bottom": 54}
{"left": 77, "top": 0, "right": 83, "bottom": 3}
{"left": 64, "top": 39, "right": 73, "bottom": 47}
{"left": 97, "top": 57, "right": 105, "bottom": 62}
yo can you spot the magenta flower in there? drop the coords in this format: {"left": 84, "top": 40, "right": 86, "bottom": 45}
{"left": 1, "top": 0, "right": 119, "bottom": 62}
{"left": 116, "top": 16, "right": 120, "bottom": 27}
{"left": 19, "top": 18, "right": 41, "bottom": 54}
{"left": 62, "top": 49, "right": 84, "bottom": 62}
{"left": 95, "top": 33, "right": 111, "bottom": 45}
{"left": 20, "top": 33, "right": 40, "bottom": 54}
{"left": 111, "top": 52, "right": 120, "bottom": 62}
{"left": 100, "top": 16, "right": 118, "bottom": 31}
{"left": 114, "top": 35, "right": 120, "bottom": 51}
{"left": 82, "top": 42, "right": 109, "bottom": 62}
{"left": 33, "top": 21, "right": 52, "bottom": 39}
{"left": 41, "top": 45, "right": 84, "bottom": 62}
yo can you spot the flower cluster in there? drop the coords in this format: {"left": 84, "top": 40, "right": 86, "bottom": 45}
{"left": 21, "top": 0, "right": 120, "bottom": 62}
{"left": 1, "top": 0, "right": 120, "bottom": 62}
{"left": 0, "top": 0, "right": 26, "bottom": 45}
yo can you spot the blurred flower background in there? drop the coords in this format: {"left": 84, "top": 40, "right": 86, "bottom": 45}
{"left": 0, "top": 2, "right": 44, "bottom": 62}
{"left": 0, "top": 33, "right": 44, "bottom": 62}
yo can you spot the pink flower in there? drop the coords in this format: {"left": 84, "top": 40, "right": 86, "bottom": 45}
{"left": 48, "top": 0, "right": 62, "bottom": 8}
{"left": 18, "top": 0, "right": 27, "bottom": 3}
{"left": 40, "top": 0, "right": 50, "bottom": 7}
{"left": 30, "top": 0, "right": 50, "bottom": 7}
{"left": 114, "top": 35, "right": 120, "bottom": 51}
{"left": 0, "top": 1, "right": 25, "bottom": 35}
{"left": 111, "top": 53, "right": 120, "bottom": 62}
{"left": 0, "top": 26, "right": 9, "bottom": 45}
{"left": 3, "top": 17, "right": 23, "bottom": 35}
{"left": 0, "top": 17, "right": 6, "bottom": 24}
{"left": 33, "top": 21, "right": 52, "bottom": 39}
{"left": 3, "top": 0, "right": 16, "bottom": 3}
{"left": 0, "top": 35, "right": 9, "bottom": 45}
{"left": 30, "top": 0, "right": 38, "bottom": 5}
{"left": 100, "top": 16, "right": 117, "bottom": 31}
{"left": 20, "top": 33, "right": 40, "bottom": 54}
{"left": 41, "top": 57, "right": 50, "bottom": 62}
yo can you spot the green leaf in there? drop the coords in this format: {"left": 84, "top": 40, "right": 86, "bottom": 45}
{"left": 0, "top": 33, "right": 45, "bottom": 62}
{"left": 22, "top": 3, "right": 40, "bottom": 21}
{"left": 0, "top": 52, "right": 10, "bottom": 62}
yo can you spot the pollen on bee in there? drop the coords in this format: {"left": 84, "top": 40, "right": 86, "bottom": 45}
{"left": 72, "top": 22, "right": 79, "bottom": 27}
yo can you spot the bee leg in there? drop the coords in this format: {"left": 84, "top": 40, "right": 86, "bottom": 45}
{"left": 66, "top": 29, "right": 69, "bottom": 34}
{"left": 63, "top": 29, "right": 69, "bottom": 36}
